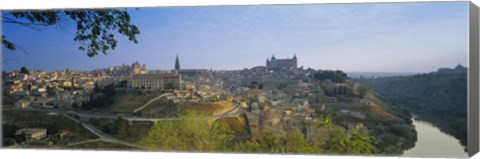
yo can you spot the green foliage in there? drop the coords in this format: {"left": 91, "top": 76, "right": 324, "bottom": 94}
{"left": 139, "top": 111, "right": 235, "bottom": 151}
{"left": 141, "top": 99, "right": 178, "bottom": 118}
{"left": 249, "top": 97, "right": 258, "bottom": 103}
{"left": 90, "top": 118, "right": 152, "bottom": 142}
{"left": 315, "top": 116, "right": 379, "bottom": 155}
{"left": 234, "top": 116, "right": 378, "bottom": 155}
{"left": 2, "top": 36, "right": 15, "bottom": 50}
{"left": 3, "top": 110, "right": 97, "bottom": 143}
{"left": 346, "top": 131, "right": 380, "bottom": 154}
{"left": 355, "top": 71, "right": 467, "bottom": 148}
{"left": 361, "top": 119, "right": 416, "bottom": 154}
{"left": 389, "top": 124, "right": 408, "bottom": 137}
{"left": 165, "top": 82, "right": 178, "bottom": 90}
{"left": 286, "top": 131, "right": 318, "bottom": 153}
{"left": 2, "top": 10, "right": 140, "bottom": 57}
{"left": 356, "top": 85, "right": 369, "bottom": 98}
{"left": 117, "top": 80, "right": 128, "bottom": 88}
{"left": 2, "top": 123, "right": 20, "bottom": 139}
{"left": 248, "top": 81, "right": 263, "bottom": 89}
{"left": 375, "top": 133, "right": 401, "bottom": 153}
{"left": 82, "top": 83, "right": 116, "bottom": 110}
{"left": 313, "top": 70, "right": 349, "bottom": 83}
{"left": 138, "top": 112, "right": 380, "bottom": 154}
{"left": 255, "top": 132, "right": 285, "bottom": 152}
{"left": 234, "top": 131, "right": 317, "bottom": 153}
{"left": 3, "top": 138, "right": 16, "bottom": 146}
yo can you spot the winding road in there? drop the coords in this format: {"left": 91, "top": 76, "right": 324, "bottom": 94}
{"left": 59, "top": 110, "right": 146, "bottom": 149}
{"left": 25, "top": 98, "right": 245, "bottom": 149}
{"left": 133, "top": 93, "right": 172, "bottom": 113}
{"left": 33, "top": 100, "right": 244, "bottom": 123}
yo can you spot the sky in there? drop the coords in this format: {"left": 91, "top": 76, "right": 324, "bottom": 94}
{"left": 2, "top": 2, "right": 470, "bottom": 73}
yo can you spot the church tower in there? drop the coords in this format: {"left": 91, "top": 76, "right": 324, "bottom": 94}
{"left": 293, "top": 54, "right": 298, "bottom": 68}
{"left": 175, "top": 54, "right": 180, "bottom": 72}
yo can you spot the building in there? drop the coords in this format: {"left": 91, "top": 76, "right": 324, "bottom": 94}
{"left": 15, "top": 128, "right": 47, "bottom": 142}
{"left": 174, "top": 55, "right": 208, "bottom": 76}
{"left": 266, "top": 54, "right": 297, "bottom": 69}
{"left": 109, "top": 61, "right": 147, "bottom": 76}
{"left": 175, "top": 54, "right": 180, "bottom": 72}
{"left": 437, "top": 64, "right": 467, "bottom": 75}
{"left": 130, "top": 73, "right": 182, "bottom": 90}
{"left": 15, "top": 99, "right": 31, "bottom": 109}
{"left": 178, "top": 69, "right": 208, "bottom": 76}
{"left": 132, "top": 61, "right": 148, "bottom": 74}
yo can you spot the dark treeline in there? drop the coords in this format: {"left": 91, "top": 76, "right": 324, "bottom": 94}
{"left": 354, "top": 70, "right": 467, "bottom": 149}
{"left": 81, "top": 83, "right": 116, "bottom": 110}
{"left": 313, "top": 70, "right": 349, "bottom": 83}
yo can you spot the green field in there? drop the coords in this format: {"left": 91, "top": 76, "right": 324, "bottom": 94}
{"left": 94, "top": 91, "right": 162, "bottom": 113}
{"left": 139, "top": 99, "right": 177, "bottom": 118}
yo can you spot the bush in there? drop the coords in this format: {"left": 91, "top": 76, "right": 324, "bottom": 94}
{"left": 139, "top": 111, "right": 235, "bottom": 151}
{"left": 3, "top": 138, "right": 16, "bottom": 146}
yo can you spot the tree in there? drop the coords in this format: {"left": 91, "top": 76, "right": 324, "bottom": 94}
{"left": 139, "top": 111, "right": 235, "bottom": 151}
{"left": 2, "top": 10, "right": 140, "bottom": 57}
{"left": 118, "top": 80, "right": 128, "bottom": 88}
{"left": 3, "top": 138, "right": 16, "bottom": 147}
{"left": 314, "top": 70, "right": 349, "bottom": 83}
{"left": 234, "top": 131, "right": 286, "bottom": 153}
{"left": 233, "top": 129, "right": 321, "bottom": 154}
{"left": 20, "top": 66, "right": 29, "bottom": 74}
{"left": 27, "top": 83, "right": 32, "bottom": 91}
{"left": 285, "top": 130, "right": 318, "bottom": 153}
{"left": 356, "top": 85, "right": 369, "bottom": 98}
{"left": 165, "top": 82, "right": 178, "bottom": 90}
{"left": 312, "top": 116, "right": 379, "bottom": 155}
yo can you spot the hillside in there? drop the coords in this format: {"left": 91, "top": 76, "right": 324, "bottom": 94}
{"left": 364, "top": 91, "right": 399, "bottom": 122}
{"left": 329, "top": 88, "right": 416, "bottom": 154}
{"left": 176, "top": 101, "right": 235, "bottom": 115}
{"left": 354, "top": 67, "right": 467, "bottom": 148}
{"left": 94, "top": 91, "right": 162, "bottom": 113}
{"left": 87, "top": 89, "right": 235, "bottom": 117}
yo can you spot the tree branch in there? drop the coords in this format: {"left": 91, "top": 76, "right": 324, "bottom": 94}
{"left": 12, "top": 43, "right": 29, "bottom": 55}
{"left": 2, "top": 16, "right": 49, "bottom": 31}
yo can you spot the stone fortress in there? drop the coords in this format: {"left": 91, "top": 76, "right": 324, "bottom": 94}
{"left": 266, "top": 54, "right": 298, "bottom": 69}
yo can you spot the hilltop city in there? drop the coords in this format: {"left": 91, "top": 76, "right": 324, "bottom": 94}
{"left": 3, "top": 54, "right": 466, "bottom": 154}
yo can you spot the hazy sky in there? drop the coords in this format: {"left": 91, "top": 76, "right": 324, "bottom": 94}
{"left": 2, "top": 2, "right": 469, "bottom": 72}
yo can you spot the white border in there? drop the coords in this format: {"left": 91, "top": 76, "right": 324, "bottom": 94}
{"left": 0, "top": 0, "right": 473, "bottom": 10}
{"left": 1, "top": 0, "right": 479, "bottom": 159}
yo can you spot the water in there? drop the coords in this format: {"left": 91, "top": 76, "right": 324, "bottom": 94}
{"left": 402, "top": 117, "right": 468, "bottom": 158}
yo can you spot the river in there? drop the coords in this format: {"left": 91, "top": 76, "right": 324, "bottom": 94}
{"left": 402, "top": 117, "right": 468, "bottom": 158}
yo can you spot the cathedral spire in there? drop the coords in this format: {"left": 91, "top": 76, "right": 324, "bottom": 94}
{"left": 175, "top": 54, "right": 180, "bottom": 72}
